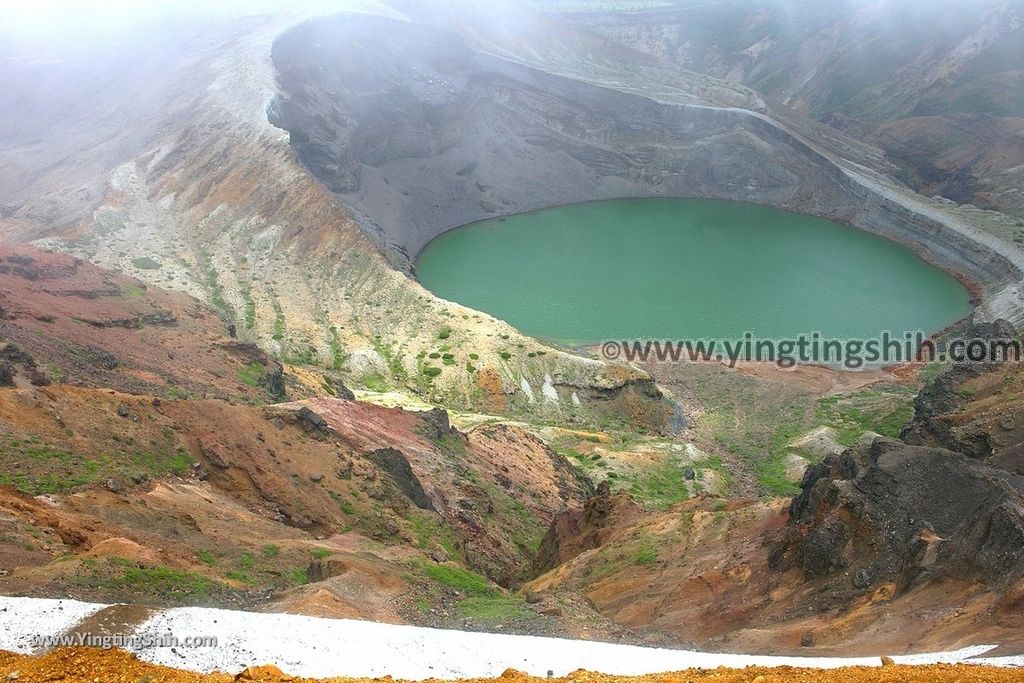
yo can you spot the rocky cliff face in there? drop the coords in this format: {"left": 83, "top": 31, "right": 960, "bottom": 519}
{"left": 772, "top": 438, "right": 1024, "bottom": 592}
{"left": 270, "top": 13, "right": 1024, "bottom": 325}
{"left": 902, "top": 319, "right": 1024, "bottom": 474}
{"left": 555, "top": 0, "right": 1024, "bottom": 220}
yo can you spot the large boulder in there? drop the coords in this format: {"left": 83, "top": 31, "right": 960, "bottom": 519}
{"left": 771, "top": 437, "right": 1024, "bottom": 593}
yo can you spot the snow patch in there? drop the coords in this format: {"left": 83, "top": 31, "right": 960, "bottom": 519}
{"left": 1, "top": 597, "right": 1021, "bottom": 679}
{"left": 0, "top": 597, "right": 106, "bottom": 654}
{"left": 130, "top": 606, "right": 1009, "bottom": 680}
{"left": 519, "top": 376, "right": 535, "bottom": 403}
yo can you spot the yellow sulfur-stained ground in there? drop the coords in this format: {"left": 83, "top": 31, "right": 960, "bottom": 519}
{"left": 1, "top": 648, "right": 1021, "bottom": 683}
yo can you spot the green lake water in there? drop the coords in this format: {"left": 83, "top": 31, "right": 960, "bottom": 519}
{"left": 415, "top": 199, "right": 972, "bottom": 346}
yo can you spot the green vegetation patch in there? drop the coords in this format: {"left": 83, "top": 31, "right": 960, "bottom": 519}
{"left": 74, "top": 557, "right": 216, "bottom": 604}
{"left": 422, "top": 563, "right": 494, "bottom": 596}
{"left": 683, "top": 364, "right": 918, "bottom": 497}
{"left": 456, "top": 596, "right": 534, "bottom": 622}
{"left": 198, "top": 251, "right": 230, "bottom": 319}
{"left": 633, "top": 534, "right": 659, "bottom": 565}
{"left": 816, "top": 385, "right": 916, "bottom": 446}
{"left": 619, "top": 454, "right": 690, "bottom": 511}
{"left": 0, "top": 433, "right": 192, "bottom": 496}
{"left": 407, "top": 511, "right": 462, "bottom": 561}
{"left": 360, "top": 373, "right": 389, "bottom": 393}
{"left": 131, "top": 256, "right": 162, "bottom": 270}
{"left": 237, "top": 362, "right": 265, "bottom": 388}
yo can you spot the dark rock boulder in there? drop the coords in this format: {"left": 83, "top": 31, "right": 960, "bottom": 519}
{"left": 296, "top": 407, "right": 330, "bottom": 434}
{"left": 902, "top": 319, "right": 1016, "bottom": 457}
{"left": 329, "top": 377, "right": 355, "bottom": 401}
{"left": 772, "top": 438, "right": 1024, "bottom": 593}
{"left": 536, "top": 481, "right": 636, "bottom": 573}
{"left": 0, "top": 362, "right": 14, "bottom": 387}
{"left": 365, "top": 447, "right": 435, "bottom": 511}
{"left": 260, "top": 361, "right": 286, "bottom": 401}
{"left": 417, "top": 408, "right": 454, "bottom": 442}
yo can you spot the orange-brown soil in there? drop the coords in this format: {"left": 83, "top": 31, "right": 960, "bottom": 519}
{"left": 0, "top": 648, "right": 1020, "bottom": 683}
{"left": 532, "top": 490, "right": 1024, "bottom": 656}
{"left": 0, "top": 244, "right": 285, "bottom": 402}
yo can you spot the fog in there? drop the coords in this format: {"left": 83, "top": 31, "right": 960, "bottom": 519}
{"left": 0, "top": 0, "right": 373, "bottom": 48}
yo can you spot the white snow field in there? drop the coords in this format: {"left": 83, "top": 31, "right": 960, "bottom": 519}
{"left": 0, "top": 596, "right": 1021, "bottom": 679}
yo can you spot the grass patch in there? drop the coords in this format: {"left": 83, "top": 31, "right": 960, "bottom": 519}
{"left": 422, "top": 563, "right": 494, "bottom": 596}
{"left": 271, "top": 300, "right": 286, "bottom": 341}
{"left": 682, "top": 365, "right": 912, "bottom": 497}
{"left": 119, "top": 284, "right": 147, "bottom": 299}
{"left": 408, "top": 512, "right": 462, "bottom": 561}
{"left": 329, "top": 491, "right": 357, "bottom": 515}
{"left": 198, "top": 251, "right": 230, "bottom": 319}
{"left": 328, "top": 326, "right": 347, "bottom": 371}
{"left": 816, "top": 385, "right": 916, "bottom": 445}
{"left": 288, "top": 568, "right": 309, "bottom": 586}
{"left": 634, "top": 535, "right": 659, "bottom": 566}
{"left": 76, "top": 558, "right": 214, "bottom": 602}
{"left": 0, "top": 434, "right": 193, "bottom": 496}
{"left": 240, "top": 285, "right": 256, "bottom": 330}
{"left": 619, "top": 455, "right": 690, "bottom": 510}
{"left": 225, "top": 570, "right": 253, "bottom": 585}
{"left": 237, "top": 362, "right": 265, "bottom": 388}
{"left": 456, "top": 596, "right": 532, "bottom": 622}
{"left": 195, "top": 550, "right": 218, "bottom": 567}
{"left": 360, "top": 373, "right": 389, "bottom": 393}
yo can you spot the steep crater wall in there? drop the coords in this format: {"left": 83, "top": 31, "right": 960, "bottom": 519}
{"left": 269, "top": 14, "right": 1024, "bottom": 325}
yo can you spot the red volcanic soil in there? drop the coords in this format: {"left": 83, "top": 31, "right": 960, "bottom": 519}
{"left": 0, "top": 243, "right": 280, "bottom": 401}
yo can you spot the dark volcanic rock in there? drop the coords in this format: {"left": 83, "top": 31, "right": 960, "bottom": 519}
{"left": 329, "top": 378, "right": 355, "bottom": 401}
{"left": 772, "top": 438, "right": 1024, "bottom": 592}
{"left": 902, "top": 319, "right": 1018, "bottom": 462}
{"left": 296, "top": 407, "right": 329, "bottom": 434}
{"left": 417, "top": 408, "right": 454, "bottom": 442}
{"left": 0, "top": 362, "right": 14, "bottom": 387}
{"left": 260, "top": 361, "right": 286, "bottom": 401}
{"left": 365, "top": 447, "right": 435, "bottom": 511}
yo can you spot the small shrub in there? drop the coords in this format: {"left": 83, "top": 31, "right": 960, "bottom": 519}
{"left": 131, "top": 256, "right": 161, "bottom": 270}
